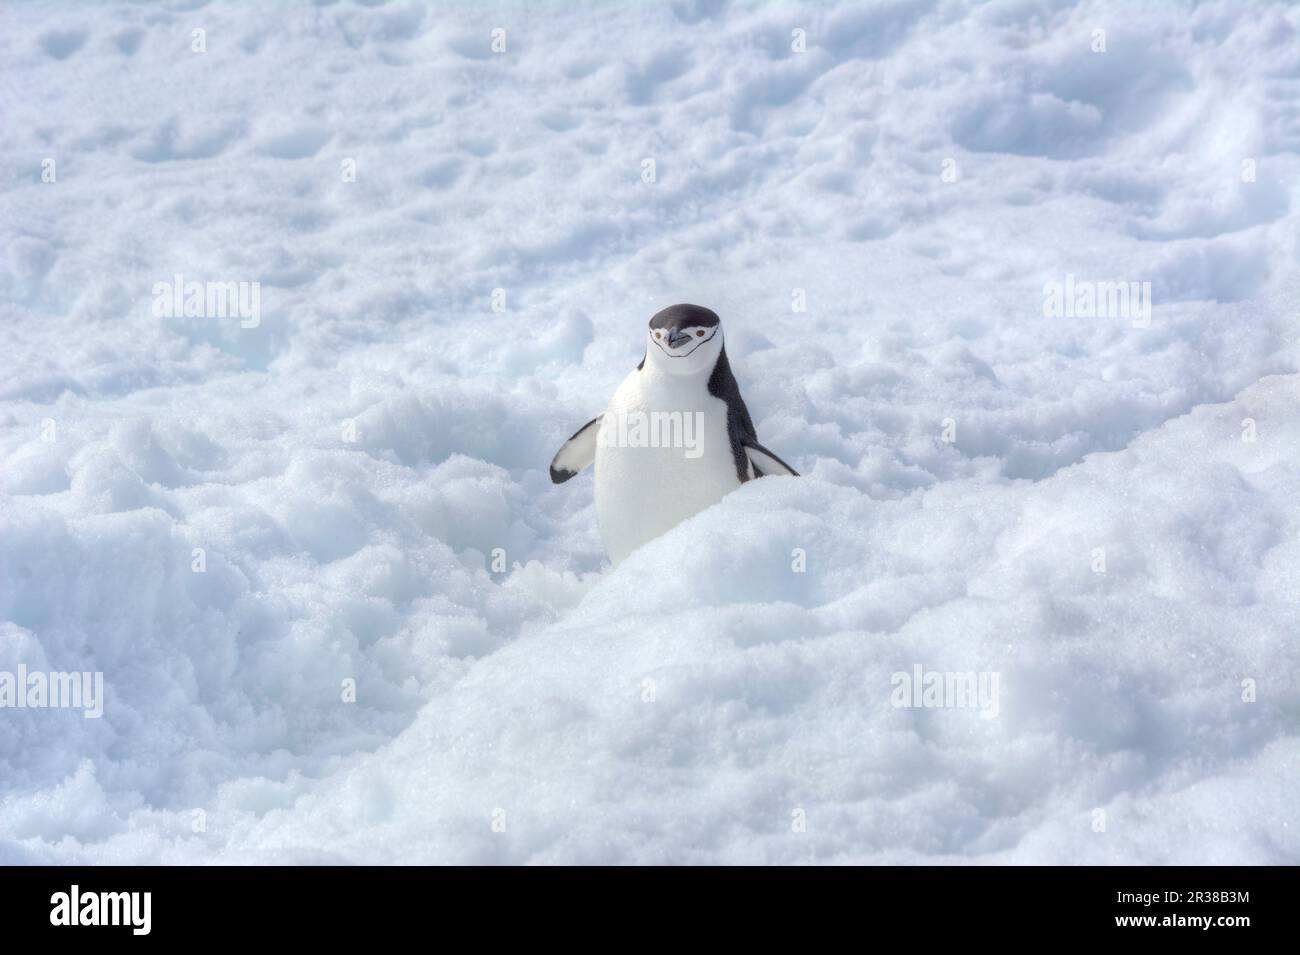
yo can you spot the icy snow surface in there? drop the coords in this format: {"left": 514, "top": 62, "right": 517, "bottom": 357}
{"left": 1, "top": 0, "right": 1298, "bottom": 863}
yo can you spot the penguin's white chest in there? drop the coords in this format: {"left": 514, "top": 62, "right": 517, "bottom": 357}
{"left": 593, "top": 369, "right": 742, "bottom": 565}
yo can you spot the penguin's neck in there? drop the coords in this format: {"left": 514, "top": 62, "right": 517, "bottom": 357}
{"left": 636, "top": 359, "right": 712, "bottom": 408}
{"left": 642, "top": 359, "right": 707, "bottom": 386}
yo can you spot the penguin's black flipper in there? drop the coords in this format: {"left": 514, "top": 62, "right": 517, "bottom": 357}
{"left": 550, "top": 416, "right": 602, "bottom": 483}
{"left": 743, "top": 440, "right": 799, "bottom": 478}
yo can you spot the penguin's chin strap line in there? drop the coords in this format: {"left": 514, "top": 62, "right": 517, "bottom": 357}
{"left": 653, "top": 326, "right": 718, "bottom": 360}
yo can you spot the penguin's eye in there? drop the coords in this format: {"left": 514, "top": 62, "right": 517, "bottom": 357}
{"left": 696, "top": 329, "right": 705, "bottom": 337}
{"left": 654, "top": 331, "right": 662, "bottom": 339}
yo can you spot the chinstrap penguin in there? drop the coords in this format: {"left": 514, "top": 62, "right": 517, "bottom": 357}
{"left": 550, "top": 304, "right": 798, "bottom": 565}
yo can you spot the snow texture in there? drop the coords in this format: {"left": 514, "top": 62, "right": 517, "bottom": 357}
{"left": 1, "top": 0, "right": 1298, "bottom": 864}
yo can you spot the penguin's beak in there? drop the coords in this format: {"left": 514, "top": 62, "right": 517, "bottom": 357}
{"left": 666, "top": 328, "right": 691, "bottom": 349}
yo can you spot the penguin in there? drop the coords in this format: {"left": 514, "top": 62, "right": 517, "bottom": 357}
{"left": 550, "top": 303, "right": 798, "bottom": 565}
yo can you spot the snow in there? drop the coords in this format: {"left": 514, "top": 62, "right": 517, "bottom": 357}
{"left": 1, "top": 0, "right": 1298, "bottom": 863}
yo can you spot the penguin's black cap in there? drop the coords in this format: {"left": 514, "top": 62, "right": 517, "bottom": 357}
{"left": 649, "top": 303, "right": 720, "bottom": 330}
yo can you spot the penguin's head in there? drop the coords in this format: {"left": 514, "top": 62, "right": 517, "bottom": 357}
{"left": 645, "top": 303, "right": 723, "bottom": 376}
